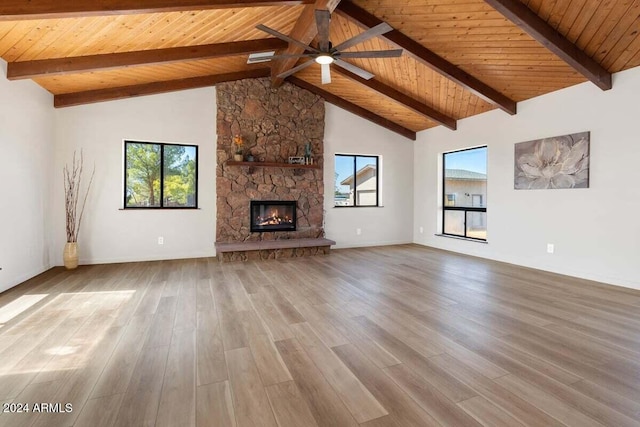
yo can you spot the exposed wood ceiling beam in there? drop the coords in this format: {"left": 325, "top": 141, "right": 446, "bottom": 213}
{"left": 335, "top": 2, "right": 517, "bottom": 115}
{"left": 289, "top": 76, "right": 416, "bottom": 140}
{"left": 8, "top": 39, "right": 287, "bottom": 80}
{"left": 0, "top": 1, "right": 311, "bottom": 20}
{"left": 271, "top": 0, "right": 342, "bottom": 87}
{"left": 54, "top": 68, "right": 270, "bottom": 108}
{"left": 332, "top": 66, "right": 456, "bottom": 131}
{"left": 483, "top": 0, "right": 612, "bottom": 90}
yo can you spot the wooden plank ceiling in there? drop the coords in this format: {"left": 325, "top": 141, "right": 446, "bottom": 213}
{"left": 1, "top": 0, "right": 639, "bottom": 139}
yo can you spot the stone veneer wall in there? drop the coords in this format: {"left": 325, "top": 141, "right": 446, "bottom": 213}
{"left": 216, "top": 78, "right": 325, "bottom": 243}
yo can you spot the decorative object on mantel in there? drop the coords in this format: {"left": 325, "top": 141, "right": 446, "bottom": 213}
{"left": 63, "top": 150, "right": 95, "bottom": 270}
{"left": 515, "top": 131, "right": 590, "bottom": 190}
{"left": 304, "top": 142, "right": 313, "bottom": 165}
{"left": 288, "top": 156, "right": 306, "bottom": 165}
{"left": 232, "top": 134, "right": 244, "bottom": 161}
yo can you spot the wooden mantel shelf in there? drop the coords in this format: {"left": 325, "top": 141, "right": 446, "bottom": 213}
{"left": 225, "top": 161, "right": 320, "bottom": 169}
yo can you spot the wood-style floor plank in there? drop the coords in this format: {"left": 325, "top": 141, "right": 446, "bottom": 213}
{"left": 289, "top": 322, "right": 388, "bottom": 423}
{"left": 265, "top": 381, "right": 319, "bottom": 427}
{"left": 225, "top": 347, "right": 278, "bottom": 427}
{"left": 156, "top": 329, "right": 196, "bottom": 427}
{"left": 112, "top": 342, "right": 170, "bottom": 427}
{"left": 74, "top": 393, "right": 124, "bottom": 427}
{"left": 495, "top": 374, "right": 605, "bottom": 427}
{"left": 275, "top": 338, "right": 359, "bottom": 427}
{"left": 332, "top": 343, "right": 443, "bottom": 427}
{"left": 1, "top": 245, "right": 640, "bottom": 427}
{"left": 458, "top": 395, "right": 529, "bottom": 427}
{"left": 247, "top": 332, "right": 292, "bottom": 386}
{"left": 196, "top": 309, "right": 227, "bottom": 386}
{"left": 196, "top": 381, "right": 236, "bottom": 427}
{"left": 384, "top": 363, "right": 484, "bottom": 427}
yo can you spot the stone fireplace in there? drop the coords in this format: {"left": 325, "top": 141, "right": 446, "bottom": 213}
{"left": 215, "top": 78, "right": 329, "bottom": 260}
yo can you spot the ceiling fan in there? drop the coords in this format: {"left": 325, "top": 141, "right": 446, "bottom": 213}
{"left": 255, "top": 10, "right": 403, "bottom": 84}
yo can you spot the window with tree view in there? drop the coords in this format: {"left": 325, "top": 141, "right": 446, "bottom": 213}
{"left": 443, "top": 146, "right": 487, "bottom": 240}
{"left": 334, "top": 154, "right": 378, "bottom": 207}
{"left": 125, "top": 141, "right": 198, "bottom": 208}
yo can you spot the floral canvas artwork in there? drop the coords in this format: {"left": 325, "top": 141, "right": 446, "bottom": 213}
{"left": 514, "top": 131, "right": 590, "bottom": 190}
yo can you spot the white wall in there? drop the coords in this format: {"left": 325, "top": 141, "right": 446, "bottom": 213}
{"left": 414, "top": 67, "right": 640, "bottom": 289}
{"left": 324, "top": 104, "right": 414, "bottom": 248}
{"left": 52, "top": 88, "right": 217, "bottom": 265}
{"left": 0, "top": 60, "right": 55, "bottom": 293}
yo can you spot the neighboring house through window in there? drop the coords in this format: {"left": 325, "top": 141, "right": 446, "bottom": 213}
{"left": 334, "top": 154, "right": 379, "bottom": 207}
{"left": 442, "top": 146, "right": 487, "bottom": 240}
{"left": 124, "top": 140, "right": 198, "bottom": 208}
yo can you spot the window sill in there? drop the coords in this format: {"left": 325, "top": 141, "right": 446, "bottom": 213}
{"left": 435, "top": 234, "right": 488, "bottom": 244}
{"left": 118, "top": 208, "right": 201, "bottom": 210}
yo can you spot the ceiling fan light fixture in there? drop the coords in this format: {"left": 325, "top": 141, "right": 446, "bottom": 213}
{"left": 315, "top": 54, "right": 334, "bottom": 65}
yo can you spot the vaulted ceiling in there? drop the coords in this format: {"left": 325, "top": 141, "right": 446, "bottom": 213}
{"left": 1, "top": 0, "right": 639, "bottom": 140}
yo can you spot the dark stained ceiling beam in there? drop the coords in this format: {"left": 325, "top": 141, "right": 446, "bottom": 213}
{"left": 271, "top": 0, "right": 342, "bottom": 87}
{"left": 0, "top": 1, "right": 311, "bottom": 20}
{"left": 483, "top": 0, "right": 611, "bottom": 90}
{"left": 7, "top": 39, "right": 287, "bottom": 80}
{"left": 289, "top": 76, "right": 416, "bottom": 140}
{"left": 54, "top": 68, "right": 270, "bottom": 108}
{"left": 335, "top": 2, "right": 517, "bottom": 115}
{"left": 332, "top": 66, "right": 457, "bottom": 130}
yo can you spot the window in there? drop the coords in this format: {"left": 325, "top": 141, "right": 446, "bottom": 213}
{"left": 445, "top": 194, "right": 456, "bottom": 206}
{"left": 334, "top": 154, "right": 378, "bottom": 207}
{"left": 443, "top": 146, "right": 487, "bottom": 240}
{"left": 124, "top": 141, "right": 198, "bottom": 208}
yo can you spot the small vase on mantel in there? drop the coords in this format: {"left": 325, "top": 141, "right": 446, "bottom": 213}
{"left": 63, "top": 242, "right": 79, "bottom": 270}
{"left": 233, "top": 153, "right": 243, "bottom": 161}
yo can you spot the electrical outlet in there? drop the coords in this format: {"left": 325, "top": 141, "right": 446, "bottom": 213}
{"left": 356, "top": 228, "right": 362, "bottom": 235}
{"left": 158, "top": 236, "right": 164, "bottom": 245}
{"left": 547, "top": 243, "right": 554, "bottom": 254}
{"left": 419, "top": 226, "right": 424, "bottom": 234}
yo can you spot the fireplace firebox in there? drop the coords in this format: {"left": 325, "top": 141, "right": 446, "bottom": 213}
{"left": 250, "top": 201, "right": 297, "bottom": 232}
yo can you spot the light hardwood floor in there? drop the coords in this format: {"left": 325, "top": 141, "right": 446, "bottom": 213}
{"left": 1, "top": 244, "right": 640, "bottom": 427}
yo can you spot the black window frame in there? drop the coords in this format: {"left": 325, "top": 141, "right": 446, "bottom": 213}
{"left": 334, "top": 154, "right": 379, "bottom": 208}
{"left": 442, "top": 146, "right": 487, "bottom": 241}
{"left": 124, "top": 140, "right": 199, "bottom": 209}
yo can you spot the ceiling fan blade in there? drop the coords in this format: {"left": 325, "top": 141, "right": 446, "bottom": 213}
{"left": 338, "top": 49, "right": 403, "bottom": 59}
{"left": 315, "top": 10, "right": 331, "bottom": 52}
{"left": 256, "top": 24, "right": 320, "bottom": 53}
{"left": 333, "top": 22, "right": 393, "bottom": 52}
{"left": 321, "top": 63, "right": 331, "bottom": 84}
{"left": 334, "top": 59, "right": 374, "bottom": 80}
{"left": 276, "top": 59, "right": 316, "bottom": 79}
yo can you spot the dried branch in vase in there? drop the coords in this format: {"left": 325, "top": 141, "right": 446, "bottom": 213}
{"left": 64, "top": 150, "right": 95, "bottom": 243}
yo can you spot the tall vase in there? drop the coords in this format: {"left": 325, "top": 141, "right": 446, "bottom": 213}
{"left": 63, "top": 242, "right": 79, "bottom": 270}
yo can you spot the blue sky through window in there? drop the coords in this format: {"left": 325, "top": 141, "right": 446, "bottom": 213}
{"left": 445, "top": 147, "right": 487, "bottom": 174}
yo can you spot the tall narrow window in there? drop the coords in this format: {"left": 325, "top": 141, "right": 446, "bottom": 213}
{"left": 443, "top": 146, "right": 487, "bottom": 240}
{"left": 334, "top": 154, "right": 379, "bottom": 207}
{"left": 124, "top": 141, "right": 198, "bottom": 208}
